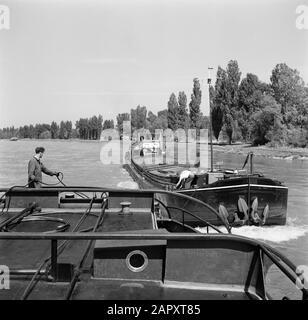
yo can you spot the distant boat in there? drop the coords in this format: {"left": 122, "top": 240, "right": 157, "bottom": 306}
{"left": 10, "top": 137, "right": 18, "bottom": 141}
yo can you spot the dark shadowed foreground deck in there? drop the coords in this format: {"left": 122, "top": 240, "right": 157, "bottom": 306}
{"left": 0, "top": 187, "right": 306, "bottom": 300}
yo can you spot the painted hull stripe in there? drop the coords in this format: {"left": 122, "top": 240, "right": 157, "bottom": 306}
{"left": 177, "top": 184, "right": 288, "bottom": 192}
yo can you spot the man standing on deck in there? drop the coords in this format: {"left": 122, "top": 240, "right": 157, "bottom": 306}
{"left": 28, "top": 147, "right": 60, "bottom": 188}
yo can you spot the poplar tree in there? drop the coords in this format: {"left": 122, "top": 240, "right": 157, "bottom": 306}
{"left": 212, "top": 67, "right": 226, "bottom": 141}
{"left": 224, "top": 60, "right": 241, "bottom": 143}
{"left": 167, "top": 93, "right": 179, "bottom": 130}
{"left": 189, "top": 78, "right": 202, "bottom": 129}
{"left": 177, "top": 91, "right": 188, "bottom": 129}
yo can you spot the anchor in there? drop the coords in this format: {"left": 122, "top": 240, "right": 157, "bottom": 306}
{"left": 218, "top": 197, "right": 269, "bottom": 229}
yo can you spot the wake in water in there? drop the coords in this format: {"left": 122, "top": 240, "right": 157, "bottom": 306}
{"left": 116, "top": 181, "right": 139, "bottom": 189}
{"left": 196, "top": 218, "right": 308, "bottom": 243}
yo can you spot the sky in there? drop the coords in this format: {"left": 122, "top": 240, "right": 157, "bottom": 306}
{"left": 0, "top": 0, "right": 307, "bottom": 127}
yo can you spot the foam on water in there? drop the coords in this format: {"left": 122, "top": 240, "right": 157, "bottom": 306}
{"left": 116, "top": 181, "right": 139, "bottom": 189}
{"left": 197, "top": 218, "right": 308, "bottom": 243}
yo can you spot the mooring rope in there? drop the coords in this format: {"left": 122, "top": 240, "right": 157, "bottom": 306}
{"left": 20, "top": 196, "right": 97, "bottom": 300}
{"left": 65, "top": 199, "right": 107, "bottom": 300}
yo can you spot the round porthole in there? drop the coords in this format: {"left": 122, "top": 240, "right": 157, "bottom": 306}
{"left": 126, "top": 250, "right": 148, "bottom": 272}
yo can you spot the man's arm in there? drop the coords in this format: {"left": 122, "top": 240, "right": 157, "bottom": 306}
{"left": 28, "top": 159, "right": 37, "bottom": 181}
{"left": 175, "top": 176, "right": 183, "bottom": 188}
{"left": 175, "top": 171, "right": 190, "bottom": 189}
{"left": 41, "top": 163, "right": 57, "bottom": 176}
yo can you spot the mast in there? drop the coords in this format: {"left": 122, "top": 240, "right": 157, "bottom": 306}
{"left": 249, "top": 152, "right": 254, "bottom": 174}
{"left": 207, "top": 67, "right": 214, "bottom": 172}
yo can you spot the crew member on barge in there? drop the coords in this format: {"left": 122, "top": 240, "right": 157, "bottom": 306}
{"left": 28, "top": 147, "right": 59, "bottom": 188}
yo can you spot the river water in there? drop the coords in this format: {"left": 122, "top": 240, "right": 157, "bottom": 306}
{"left": 211, "top": 150, "right": 308, "bottom": 248}
{"left": 0, "top": 139, "right": 307, "bottom": 297}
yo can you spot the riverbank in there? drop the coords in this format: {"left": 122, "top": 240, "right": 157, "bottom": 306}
{"left": 212, "top": 143, "right": 308, "bottom": 160}
{"left": 0, "top": 138, "right": 102, "bottom": 143}
{"left": 2, "top": 138, "right": 308, "bottom": 160}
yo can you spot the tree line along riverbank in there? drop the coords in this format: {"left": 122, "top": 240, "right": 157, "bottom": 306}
{"left": 212, "top": 143, "right": 308, "bottom": 160}
{"left": 1, "top": 61, "right": 307, "bottom": 148}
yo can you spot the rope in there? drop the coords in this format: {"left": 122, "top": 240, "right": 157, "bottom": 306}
{"left": 65, "top": 199, "right": 107, "bottom": 300}
{"left": 20, "top": 196, "right": 97, "bottom": 300}
{"left": 0, "top": 202, "right": 38, "bottom": 231}
{"left": 1, "top": 172, "right": 89, "bottom": 214}
{"left": 0, "top": 183, "right": 30, "bottom": 214}
{"left": 51, "top": 173, "right": 90, "bottom": 199}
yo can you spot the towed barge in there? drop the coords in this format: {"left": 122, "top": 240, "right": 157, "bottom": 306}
{"left": 124, "top": 147, "right": 288, "bottom": 228}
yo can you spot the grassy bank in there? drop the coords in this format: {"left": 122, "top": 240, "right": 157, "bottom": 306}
{"left": 212, "top": 143, "right": 308, "bottom": 160}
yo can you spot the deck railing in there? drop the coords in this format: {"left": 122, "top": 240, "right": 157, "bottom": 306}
{"left": 0, "top": 231, "right": 306, "bottom": 300}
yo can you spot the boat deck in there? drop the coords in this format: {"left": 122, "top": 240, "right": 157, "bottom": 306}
{"left": 0, "top": 209, "right": 99, "bottom": 269}
{"left": 0, "top": 188, "right": 303, "bottom": 300}
{"left": 1, "top": 276, "right": 254, "bottom": 300}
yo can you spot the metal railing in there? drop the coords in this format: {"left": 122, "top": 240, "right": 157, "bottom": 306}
{"left": 0, "top": 186, "right": 229, "bottom": 232}
{"left": 0, "top": 231, "right": 306, "bottom": 300}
